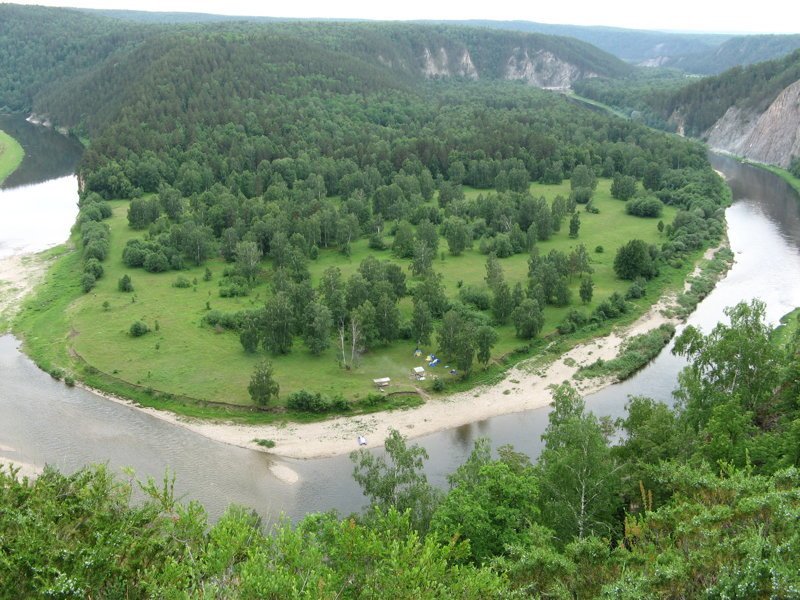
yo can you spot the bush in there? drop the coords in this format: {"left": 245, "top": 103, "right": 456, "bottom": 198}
{"left": 789, "top": 156, "right": 800, "bottom": 178}
{"left": 431, "top": 377, "right": 445, "bottom": 392}
{"left": 81, "top": 272, "right": 96, "bottom": 293}
{"left": 129, "top": 321, "right": 149, "bottom": 337}
{"left": 626, "top": 196, "right": 663, "bottom": 218}
{"left": 254, "top": 438, "right": 276, "bottom": 448}
{"left": 122, "top": 239, "right": 148, "bottom": 267}
{"left": 143, "top": 251, "right": 169, "bottom": 273}
{"left": 118, "top": 274, "right": 134, "bottom": 292}
{"left": 173, "top": 275, "right": 191, "bottom": 288}
{"left": 84, "top": 240, "right": 109, "bottom": 262}
{"left": 625, "top": 277, "right": 648, "bottom": 300}
{"left": 83, "top": 258, "right": 104, "bottom": 280}
{"left": 458, "top": 286, "right": 491, "bottom": 311}
{"left": 286, "top": 390, "right": 329, "bottom": 412}
{"left": 614, "top": 239, "right": 658, "bottom": 280}
{"left": 595, "top": 245, "right": 604, "bottom": 253}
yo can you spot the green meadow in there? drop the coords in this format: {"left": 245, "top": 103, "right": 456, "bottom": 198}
{"left": 0, "top": 129, "right": 24, "bottom": 184}
{"left": 16, "top": 178, "right": 697, "bottom": 419}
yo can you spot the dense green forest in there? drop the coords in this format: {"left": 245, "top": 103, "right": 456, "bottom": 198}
{"left": 3, "top": 6, "right": 731, "bottom": 410}
{"left": 2, "top": 5, "right": 800, "bottom": 596}
{"left": 3, "top": 301, "right": 800, "bottom": 597}
{"left": 0, "top": 4, "right": 153, "bottom": 113}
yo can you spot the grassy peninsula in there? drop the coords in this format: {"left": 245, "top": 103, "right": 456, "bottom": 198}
{"left": 0, "top": 129, "right": 24, "bottom": 184}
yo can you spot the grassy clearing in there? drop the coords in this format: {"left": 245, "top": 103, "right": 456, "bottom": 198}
{"left": 0, "top": 129, "right": 24, "bottom": 184}
{"left": 15, "top": 179, "right": 703, "bottom": 420}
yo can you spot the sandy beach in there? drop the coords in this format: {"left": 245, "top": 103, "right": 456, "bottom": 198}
{"left": 7, "top": 241, "right": 725, "bottom": 484}
{"left": 82, "top": 290, "right": 681, "bottom": 462}
{"left": 0, "top": 444, "right": 43, "bottom": 479}
{"left": 0, "top": 252, "right": 50, "bottom": 325}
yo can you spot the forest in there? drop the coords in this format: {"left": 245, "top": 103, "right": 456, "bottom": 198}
{"left": 3, "top": 6, "right": 730, "bottom": 412}
{"left": 3, "top": 300, "right": 800, "bottom": 597}
{"left": 2, "top": 5, "right": 800, "bottom": 597}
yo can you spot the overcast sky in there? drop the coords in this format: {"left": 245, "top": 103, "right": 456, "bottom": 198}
{"left": 9, "top": 1, "right": 799, "bottom": 34}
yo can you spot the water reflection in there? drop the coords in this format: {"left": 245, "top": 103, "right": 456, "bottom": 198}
{"left": 0, "top": 115, "right": 83, "bottom": 189}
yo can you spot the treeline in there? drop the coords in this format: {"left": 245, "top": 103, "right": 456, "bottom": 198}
{"left": 3, "top": 300, "right": 799, "bottom": 597}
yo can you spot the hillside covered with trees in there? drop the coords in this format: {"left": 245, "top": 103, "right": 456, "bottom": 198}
{"left": 3, "top": 5, "right": 732, "bottom": 413}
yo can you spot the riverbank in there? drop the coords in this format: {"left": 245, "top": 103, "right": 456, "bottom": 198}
{"left": 81, "top": 289, "right": 683, "bottom": 461}
{"left": 74, "top": 243, "right": 729, "bottom": 465}
{"left": 0, "top": 444, "right": 42, "bottom": 479}
{"left": 0, "top": 252, "right": 52, "bottom": 332}
{"left": 0, "top": 129, "right": 24, "bottom": 184}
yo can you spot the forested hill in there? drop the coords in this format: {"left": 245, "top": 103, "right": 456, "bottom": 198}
{"left": 0, "top": 4, "right": 153, "bottom": 113}
{"left": 666, "top": 34, "right": 800, "bottom": 75}
{"left": 1, "top": 5, "right": 631, "bottom": 130}
{"left": 647, "top": 49, "right": 800, "bottom": 167}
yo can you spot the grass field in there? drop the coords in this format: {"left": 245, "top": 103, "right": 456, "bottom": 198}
{"left": 0, "top": 129, "right": 24, "bottom": 184}
{"left": 16, "top": 178, "right": 702, "bottom": 419}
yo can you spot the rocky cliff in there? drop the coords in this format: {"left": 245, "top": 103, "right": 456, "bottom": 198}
{"left": 415, "top": 45, "right": 595, "bottom": 89}
{"left": 704, "top": 79, "right": 800, "bottom": 167}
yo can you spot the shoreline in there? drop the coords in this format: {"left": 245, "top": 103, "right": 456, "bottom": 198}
{"left": 76, "top": 286, "right": 686, "bottom": 461}
{"left": 7, "top": 240, "right": 728, "bottom": 481}
{"left": 0, "top": 252, "right": 52, "bottom": 330}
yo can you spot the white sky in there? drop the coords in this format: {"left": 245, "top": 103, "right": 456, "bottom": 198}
{"left": 8, "top": 1, "right": 800, "bottom": 34}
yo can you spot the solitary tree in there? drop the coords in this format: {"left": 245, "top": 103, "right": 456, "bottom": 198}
{"left": 579, "top": 276, "right": 594, "bottom": 304}
{"left": 442, "top": 216, "right": 470, "bottom": 256}
{"left": 614, "top": 239, "right": 657, "bottom": 280}
{"left": 303, "top": 300, "right": 333, "bottom": 355}
{"left": 410, "top": 240, "right": 434, "bottom": 277}
{"left": 512, "top": 298, "right": 544, "bottom": 340}
{"left": 235, "top": 241, "right": 262, "bottom": 283}
{"left": 537, "top": 384, "right": 622, "bottom": 542}
{"left": 248, "top": 360, "right": 279, "bottom": 407}
{"left": 350, "top": 429, "right": 442, "bottom": 534}
{"left": 611, "top": 173, "right": 637, "bottom": 200}
{"left": 491, "top": 281, "right": 514, "bottom": 324}
{"left": 475, "top": 325, "right": 498, "bottom": 367}
{"left": 118, "top": 274, "right": 134, "bottom": 292}
{"left": 411, "top": 298, "right": 434, "bottom": 346}
{"left": 484, "top": 253, "right": 504, "bottom": 291}
{"left": 569, "top": 212, "right": 580, "bottom": 238}
{"left": 263, "top": 292, "right": 294, "bottom": 354}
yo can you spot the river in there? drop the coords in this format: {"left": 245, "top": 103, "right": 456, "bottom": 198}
{"left": 1, "top": 116, "right": 799, "bottom": 522}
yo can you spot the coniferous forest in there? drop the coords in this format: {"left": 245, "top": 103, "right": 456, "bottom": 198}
{"left": 2, "top": 5, "right": 800, "bottom": 597}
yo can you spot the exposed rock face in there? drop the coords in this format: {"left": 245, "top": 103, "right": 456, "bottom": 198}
{"left": 413, "top": 45, "right": 592, "bottom": 88}
{"left": 705, "top": 79, "right": 800, "bottom": 167}
{"left": 422, "top": 47, "right": 451, "bottom": 78}
{"left": 457, "top": 49, "right": 479, "bottom": 80}
{"left": 505, "top": 48, "right": 595, "bottom": 90}
{"left": 420, "top": 47, "right": 479, "bottom": 80}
